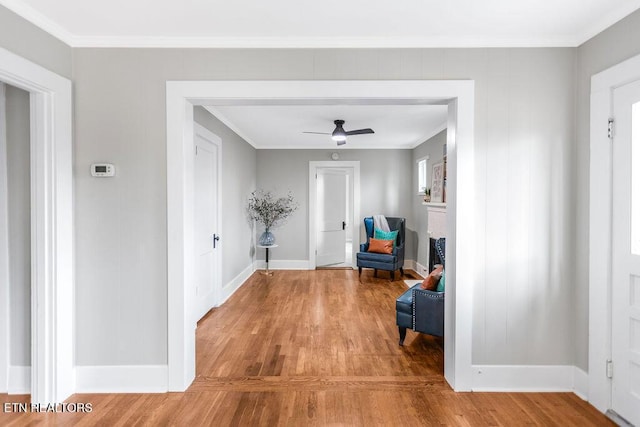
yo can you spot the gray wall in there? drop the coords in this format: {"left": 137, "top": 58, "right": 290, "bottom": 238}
{"left": 0, "top": 5, "right": 72, "bottom": 78}
{"left": 412, "top": 130, "right": 447, "bottom": 268}
{"left": 574, "top": 9, "right": 640, "bottom": 371}
{"left": 193, "top": 107, "right": 257, "bottom": 284}
{"left": 71, "top": 47, "right": 578, "bottom": 367}
{"left": 255, "top": 149, "right": 414, "bottom": 261}
{"left": 5, "top": 84, "right": 31, "bottom": 366}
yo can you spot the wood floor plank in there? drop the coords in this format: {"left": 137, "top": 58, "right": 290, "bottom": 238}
{"left": 1, "top": 270, "right": 613, "bottom": 426}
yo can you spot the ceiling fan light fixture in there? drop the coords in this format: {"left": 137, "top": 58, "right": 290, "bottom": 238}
{"left": 331, "top": 132, "right": 347, "bottom": 142}
{"left": 331, "top": 120, "right": 347, "bottom": 141}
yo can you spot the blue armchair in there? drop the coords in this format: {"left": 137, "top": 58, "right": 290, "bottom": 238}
{"left": 356, "top": 217, "right": 405, "bottom": 281}
{"left": 396, "top": 237, "right": 445, "bottom": 345}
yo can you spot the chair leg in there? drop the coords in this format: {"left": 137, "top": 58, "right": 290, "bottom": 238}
{"left": 389, "top": 270, "right": 394, "bottom": 281}
{"left": 358, "top": 267, "right": 362, "bottom": 276}
{"left": 400, "top": 268, "right": 405, "bottom": 276}
{"left": 374, "top": 269, "right": 377, "bottom": 278}
{"left": 399, "top": 327, "right": 407, "bottom": 346}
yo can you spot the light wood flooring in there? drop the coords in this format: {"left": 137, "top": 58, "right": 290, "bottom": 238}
{"left": 1, "top": 270, "right": 612, "bottom": 426}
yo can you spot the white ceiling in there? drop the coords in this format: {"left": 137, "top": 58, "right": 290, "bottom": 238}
{"left": 205, "top": 104, "right": 448, "bottom": 149}
{"left": 1, "top": 0, "right": 639, "bottom": 47}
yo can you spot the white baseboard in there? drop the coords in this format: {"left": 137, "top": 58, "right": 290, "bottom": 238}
{"left": 573, "top": 367, "right": 589, "bottom": 400}
{"left": 75, "top": 365, "right": 167, "bottom": 393}
{"left": 220, "top": 263, "right": 255, "bottom": 305}
{"left": 414, "top": 261, "right": 429, "bottom": 278}
{"left": 472, "top": 365, "right": 576, "bottom": 392}
{"left": 8, "top": 365, "right": 30, "bottom": 394}
{"left": 254, "top": 259, "right": 310, "bottom": 270}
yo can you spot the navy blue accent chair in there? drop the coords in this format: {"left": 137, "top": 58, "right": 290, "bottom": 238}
{"left": 396, "top": 237, "right": 445, "bottom": 345}
{"left": 356, "top": 217, "right": 405, "bottom": 281}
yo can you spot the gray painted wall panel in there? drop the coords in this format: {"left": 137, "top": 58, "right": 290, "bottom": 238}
{"left": 0, "top": 5, "right": 72, "bottom": 78}
{"left": 412, "top": 130, "right": 447, "bottom": 268}
{"left": 255, "top": 149, "right": 413, "bottom": 261}
{"left": 72, "top": 47, "right": 577, "bottom": 367}
{"left": 5, "top": 84, "right": 30, "bottom": 366}
{"left": 575, "top": 8, "right": 640, "bottom": 371}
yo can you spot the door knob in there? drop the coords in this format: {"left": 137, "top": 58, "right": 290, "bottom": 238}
{"left": 213, "top": 234, "right": 220, "bottom": 249}
{"left": 342, "top": 221, "right": 346, "bottom": 230}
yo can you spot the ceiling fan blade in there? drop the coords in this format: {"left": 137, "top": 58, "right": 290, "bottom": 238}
{"left": 303, "top": 131, "right": 331, "bottom": 135}
{"left": 345, "top": 128, "right": 374, "bottom": 136}
{"left": 336, "top": 140, "right": 347, "bottom": 146}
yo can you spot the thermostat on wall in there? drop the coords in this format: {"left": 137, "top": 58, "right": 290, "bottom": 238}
{"left": 91, "top": 163, "right": 115, "bottom": 177}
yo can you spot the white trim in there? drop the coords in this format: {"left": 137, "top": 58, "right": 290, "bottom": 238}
{"left": 254, "top": 259, "right": 311, "bottom": 271}
{"left": 0, "top": 47, "right": 74, "bottom": 405}
{"left": 8, "top": 366, "right": 30, "bottom": 394}
{"left": 576, "top": 0, "right": 640, "bottom": 46}
{"left": 75, "top": 366, "right": 168, "bottom": 393}
{"left": 0, "top": 83, "right": 9, "bottom": 393}
{"left": 574, "top": 367, "right": 589, "bottom": 401}
{"left": 472, "top": 365, "right": 576, "bottom": 392}
{"left": 589, "top": 51, "right": 640, "bottom": 414}
{"left": 1, "top": 0, "right": 639, "bottom": 49}
{"left": 203, "top": 106, "right": 257, "bottom": 149}
{"left": 0, "top": 0, "right": 75, "bottom": 46}
{"left": 308, "top": 161, "right": 360, "bottom": 270}
{"left": 45, "top": 35, "right": 616, "bottom": 49}
{"left": 220, "top": 263, "right": 255, "bottom": 305}
{"left": 413, "top": 121, "right": 448, "bottom": 149}
{"left": 166, "top": 80, "right": 475, "bottom": 393}
{"left": 413, "top": 261, "right": 429, "bottom": 278}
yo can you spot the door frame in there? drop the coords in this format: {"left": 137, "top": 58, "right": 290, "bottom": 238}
{"left": 0, "top": 47, "right": 74, "bottom": 404}
{"left": 589, "top": 51, "right": 640, "bottom": 413}
{"left": 309, "top": 162, "right": 360, "bottom": 269}
{"left": 166, "top": 80, "right": 475, "bottom": 392}
{"left": 193, "top": 122, "right": 223, "bottom": 318}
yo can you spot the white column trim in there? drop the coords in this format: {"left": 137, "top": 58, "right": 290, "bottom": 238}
{"left": 166, "top": 80, "right": 475, "bottom": 392}
{"left": 0, "top": 47, "right": 74, "bottom": 404}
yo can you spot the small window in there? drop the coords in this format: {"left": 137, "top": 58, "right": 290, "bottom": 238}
{"left": 417, "top": 156, "right": 428, "bottom": 195}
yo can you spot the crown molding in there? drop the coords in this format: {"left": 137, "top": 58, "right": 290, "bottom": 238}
{"left": 203, "top": 106, "right": 258, "bottom": 148}
{"left": 2, "top": 0, "right": 638, "bottom": 49}
{"left": 576, "top": 0, "right": 640, "bottom": 46}
{"left": 71, "top": 35, "right": 579, "bottom": 49}
{"left": 0, "top": 0, "right": 74, "bottom": 46}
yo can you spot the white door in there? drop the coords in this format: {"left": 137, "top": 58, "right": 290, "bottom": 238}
{"left": 194, "top": 126, "right": 220, "bottom": 321}
{"left": 316, "top": 169, "right": 347, "bottom": 266}
{"left": 611, "top": 79, "right": 640, "bottom": 426}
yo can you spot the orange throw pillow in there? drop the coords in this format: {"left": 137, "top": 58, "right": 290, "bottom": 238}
{"left": 421, "top": 264, "right": 443, "bottom": 290}
{"left": 368, "top": 238, "right": 394, "bottom": 254}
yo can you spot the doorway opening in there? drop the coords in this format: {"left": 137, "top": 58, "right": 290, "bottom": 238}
{"left": 167, "top": 80, "right": 475, "bottom": 392}
{"left": 0, "top": 83, "right": 32, "bottom": 396}
{"left": 0, "top": 47, "right": 73, "bottom": 405}
{"left": 589, "top": 51, "right": 640, "bottom": 423}
{"left": 310, "top": 162, "right": 359, "bottom": 269}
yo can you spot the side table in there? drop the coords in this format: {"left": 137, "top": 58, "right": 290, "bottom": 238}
{"left": 257, "top": 244, "right": 278, "bottom": 276}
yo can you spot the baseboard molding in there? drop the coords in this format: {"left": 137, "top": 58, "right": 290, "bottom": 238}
{"left": 414, "top": 261, "right": 429, "bottom": 278}
{"left": 8, "top": 365, "right": 30, "bottom": 394}
{"left": 220, "top": 263, "right": 255, "bottom": 305}
{"left": 75, "top": 365, "right": 168, "bottom": 393}
{"left": 472, "top": 365, "right": 577, "bottom": 392}
{"left": 573, "top": 367, "right": 589, "bottom": 400}
{"left": 254, "top": 259, "right": 310, "bottom": 270}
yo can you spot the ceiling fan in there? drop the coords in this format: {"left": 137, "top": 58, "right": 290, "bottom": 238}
{"left": 303, "top": 119, "right": 374, "bottom": 146}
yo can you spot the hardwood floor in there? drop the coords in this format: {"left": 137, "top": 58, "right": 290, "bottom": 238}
{"left": 1, "top": 270, "right": 612, "bottom": 426}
